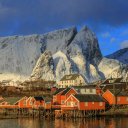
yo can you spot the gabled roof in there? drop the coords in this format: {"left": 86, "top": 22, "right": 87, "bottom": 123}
{"left": 44, "top": 97, "right": 52, "bottom": 103}
{"left": 34, "top": 96, "right": 44, "bottom": 101}
{"left": 117, "top": 91, "right": 128, "bottom": 96}
{"left": 53, "top": 88, "right": 65, "bottom": 95}
{"left": 74, "top": 94, "right": 105, "bottom": 102}
{"left": 0, "top": 99, "right": 5, "bottom": 104}
{"left": 61, "top": 88, "right": 71, "bottom": 95}
{"left": 109, "top": 89, "right": 128, "bottom": 96}
{"left": 101, "top": 83, "right": 127, "bottom": 92}
{"left": 60, "top": 74, "right": 80, "bottom": 81}
{"left": 61, "top": 87, "right": 77, "bottom": 95}
{"left": 72, "top": 85, "right": 96, "bottom": 93}
{"left": 101, "top": 78, "right": 123, "bottom": 85}
{"left": 4, "top": 97, "right": 22, "bottom": 105}
{"left": 72, "top": 85, "right": 96, "bottom": 89}
{"left": 109, "top": 89, "right": 121, "bottom": 96}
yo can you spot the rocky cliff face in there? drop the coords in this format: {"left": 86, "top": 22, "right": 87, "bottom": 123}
{"left": 0, "top": 26, "right": 127, "bottom": 83}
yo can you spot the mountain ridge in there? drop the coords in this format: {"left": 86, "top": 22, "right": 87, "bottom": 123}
{"left": 106, "top": 48, "right": 128, "bottom": 65}
{"left": 0, "top": 26, "right": 127, "bottom": 83}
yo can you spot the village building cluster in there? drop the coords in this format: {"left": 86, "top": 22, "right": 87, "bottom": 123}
{"left": 0, "top": 74, "right": 127, "bottom": 117}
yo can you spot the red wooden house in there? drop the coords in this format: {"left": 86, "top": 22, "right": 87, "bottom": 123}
{"left": 52, "top": 88, "right": 77, "bottom": 109}
{"left": 60, "top": 88, "right": 77, "bottom": 105}
{"left": 102, "top": 89, "right": 128, "bottom": 105}
{"left": 26, "top": 96, "right": 45, "bottom": 109}
{"left": 52, "top": 88, "right": 65, "bottom": 109}
{"left": 0, "top": 97, "right": 28, "bottom": 108}
{"left": 61, "top": 94, "right": 105, "bottom": 110}
{"left": 44, "top": 98, "right": 52, "bottom": 110}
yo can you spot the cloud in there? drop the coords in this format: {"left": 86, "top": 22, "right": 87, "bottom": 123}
{"left": 110, "top": 37, "right": 116, "bottom": 43}
{"left": 121, "top": 40, "right": 128, "bottom": 49}
{"left": 0, "top": 0, "right": 128, "bottom": 36}
{"left": 101, "top": 32, "right": 110, "bottom": 38}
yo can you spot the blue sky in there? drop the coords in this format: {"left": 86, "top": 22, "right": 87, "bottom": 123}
{"left": 0, "top": 0, "right": 128, "bottom": 56}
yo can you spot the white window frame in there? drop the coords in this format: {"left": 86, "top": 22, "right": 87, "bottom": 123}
{"left": 117, "top": 97, "right": 120, "bottom": 102}
{"left": 99, "top": 102, "right": 103, "bottom": 106}
{"left": 85, "top": 102, "right": 88, "bottom": 106}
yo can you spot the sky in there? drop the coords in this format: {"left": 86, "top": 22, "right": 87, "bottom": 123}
{"left": 0, "top": 0, "right": 128, "bottom": 56}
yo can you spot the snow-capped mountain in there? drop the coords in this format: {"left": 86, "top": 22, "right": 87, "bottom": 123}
{"left": 106, "top": 48, "right": 128, "bottom": 65}
{"left": 0, "top": 26, "right": 127, "bottom": 83}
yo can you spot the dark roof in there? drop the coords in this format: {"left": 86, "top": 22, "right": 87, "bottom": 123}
{"left": 114, "top": 78, "right": 123, "bottom": 83}
{"left": 61, "top": 88, "right": 72, "bottom": 95}
{"left": 72, "top": 85, "right": 96, "bottom": 93}
{"left": 101, "top": 83, "right": 127, "bottom": 92}
{"left": 117, "top": 91, "right": 128, "bottom": 96}
{"left": 0, "top": 99, "right": 5, "bottom": 103}
{"left": 43, "top": 97, "right": 52, "bottom": 103}
{"left": 4, "top": 97, "right": 22, "bottom": 105}
{"left": 109, "top": 89, "right": 121, "bottom": 96}
{"left": 60, "top": 74, "right": 80, "bottom": 81}
{"left": 72, "top": 85, "right": 96, "bottom": 89}
{"left": 34, "top": 96, "right": 44, "bottom": 101}
{"left": 53, "top": 88, "right": 65, "bottom": 95}
{"left": 109, "top": 89, "right": 128, "bottom": 96}
{"left": 101, "top": 78, "right": 123, "bottom": 85}
{"left": 74, "top": 94, "right": 105, "bottom": 102}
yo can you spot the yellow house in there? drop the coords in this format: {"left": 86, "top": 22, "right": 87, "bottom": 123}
{"left": 57, "top": 74, "right": 86, "bottom": 88}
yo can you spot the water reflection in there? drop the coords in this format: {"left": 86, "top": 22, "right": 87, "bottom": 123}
{"left": 0, "top": 117, "right": 128, "bottom": 128}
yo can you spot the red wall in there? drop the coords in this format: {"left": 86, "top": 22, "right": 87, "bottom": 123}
{"left": 79, "top": 102, "right": 105, "bottom": 110}
{"left": 26, "top": 97, "right": 44, "bottom": 109}
{"left": 117, "top": 96, "right": 128, "bottom": 105}
{"left": 102, "top": 90, "right": 115, "bottom": 105}
{"left": 63, "top": 95, "right": 105, "bottom": 110}
{"left": 61, "top": 89, "right": 77, "bottom": 104}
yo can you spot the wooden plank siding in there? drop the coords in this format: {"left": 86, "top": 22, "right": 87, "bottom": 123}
{"left": 102, "top": 90, "right": 115, "bottom": 105}
{"left": 62, "top": 94, "right": 105, "bottom": 111}
{"left": 26, "top": 97, "right": 45, "bottom": 109}
{"left": 61, "top": 88, "right": 78, "bottom": 105}
{"left": 102, "top": 90, "right": 128, "bottom": 105}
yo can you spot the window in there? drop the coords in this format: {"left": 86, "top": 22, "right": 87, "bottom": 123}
{"left": 53, "top": 96, "right": 57, "bottom": 102}
{"left": 117, "top": 97, "right": 120, "bottom": 102}
{"left": 85, "top": 102, "right": 88, "bottom": 106}
{"left": 74, "top": 102, "right": 77, "bottom": 106}
{"left": 99, "top": 102, "right": 103, "bottom": 106}
{"left": 90, "top": 89, "right": 93, "bottom": 93}
{"left": 92, "top": 102, "right": 94, "bottom": 104}
{"left": 30, "top": 101, "right": 34, "bottom": 105}
{"left": 67, "top": 102, "right": 71, "bottom": 106}
{"left": 61, "top": 100, "right": 64, "bottom": 104}
{"left": 84, "top": 89, "right": 86, "bottom": 92}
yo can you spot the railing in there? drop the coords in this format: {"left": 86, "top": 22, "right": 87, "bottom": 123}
{"left": 61, "top": 105, "right": 78, "bottom": 110}
{"left": 52, "top": 105, "right": 61, "bottom": 109}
